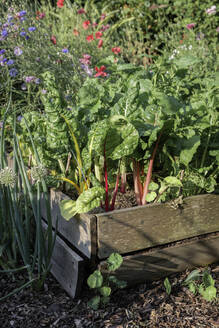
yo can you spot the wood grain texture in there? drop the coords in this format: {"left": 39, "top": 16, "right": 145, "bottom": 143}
{"left": 41, "top": 189, "right": 95, "bottom": 259}
{"left": 96, "top": 194, "right": 219, "bottom": 259}
{"left": 99, "top": 233, "right": 219, "bottom": 284}
{"left": 42, "top": 221, "right": 85, "bottom": 298}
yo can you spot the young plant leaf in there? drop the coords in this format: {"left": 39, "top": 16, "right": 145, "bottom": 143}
{"left": 203, "top": 271, "right": 215, "bottom": 288}
{"left": 87, "top": 270, "right": 103, "bottom": 289}
{"left": 164, "top": 277, "right": 171, "bottom": 295}
{"left": 99, "top": 286, "right": 111, "bottom": 297}
{"left": 87, "top": 295, "right": 101, "bottom": 310}
{"left": 145, "top": 191, "right": 157, "bottom": 202}
{"left": 163, "top": 176, "right": 182, "bottom": 187}
{"left": 107, "top": 253, "right": 123, "bottom": 271}
{"left": 182, "top": 269, "right": 200, "bottom": 285}
{"left": 180, "top": 135, "right": 201, "bottom": 166}
{"left": 199, "top": 285, "right": 217, "bottom": 302}
{"left": 188, "top": 282, "right": 197, "bottom": 294}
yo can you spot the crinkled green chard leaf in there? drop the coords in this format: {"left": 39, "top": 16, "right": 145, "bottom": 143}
{"left": 90, "top": 116, "right": 139, "bottom": 160}
{"left": 75, "top": 186, "right": 105, "bottom": 213}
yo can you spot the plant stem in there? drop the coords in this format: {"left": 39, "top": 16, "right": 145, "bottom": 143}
{"left": 104, "top": 142, "right": 109, "bottom": 212}
{"left": 142, "top": 133, "right": 161, "bottom": 205}
{"left": 133, "top": 159, "right": 143, "bottom": 205}
{"left": 110, "top": 171, "right": 120, "bottom": 211}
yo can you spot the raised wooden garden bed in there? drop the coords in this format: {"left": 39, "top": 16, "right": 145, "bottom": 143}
{"left": 41, "top": 189, "right": 219, "bottom": 298}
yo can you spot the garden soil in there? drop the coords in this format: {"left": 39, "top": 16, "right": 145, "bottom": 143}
{"left": 0, "top": 262, "right": 218, "bottom": 328}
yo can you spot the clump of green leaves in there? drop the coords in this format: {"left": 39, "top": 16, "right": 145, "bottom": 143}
{"left": 182, "top": 268, "right": 217, "bottom": 302}
{"left": 87, "top": 253, "right": 127, "bottom": 310}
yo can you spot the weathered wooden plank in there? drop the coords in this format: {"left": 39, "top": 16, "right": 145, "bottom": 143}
{"left": 99, "top": 233, "right": 219, "bottom": 284}
{"left": 97, "top": 194, "right": 219, "bottom": 259}
{"left": 41, "top": 189, "right": 95, "bottom": 259}
{"left": 42, "top": 221, "right": 85, "bottom": 298}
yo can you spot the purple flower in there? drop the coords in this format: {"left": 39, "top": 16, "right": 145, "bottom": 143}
{"left": 25, "top": 76, "right": 36, "bottom": 83}
{"left": 1, "top": 29, "right": 8, "bottom": 38}
{"left": 186, "top": 23, "right": 196, "bottom": 30}
{"left": 7, "top": 59, "right": 14, "bottom": 65}
{"left": 9, "top": 68, "right": 18, "bottom": 77}
{"left": 0, "top": 121, "right": 3, "bottom": 129}
{"left": 0, "top": 49, "right": 6, "bottom": 55}
{"left": 7, "top": 15, "right": 13, "bottom": 22}
{"left": 206, "top": 5, "right": 216, "bottom": 15}
{"left": 18, "top": 11, "right": 27, "bottom": 17}
{"left": 20, "top": 31, "right": 26, "bottom": 37}
{"left": 34, "top": 78, "right": 41, "bottom": 84}
{"left": 80, "top": 64, "right": 93, "bottom": 77}
{"left": 62, "top": 48, "right": 69, "bottom": 53}
{"left": 17, "top": 115, "right": 23, "bottom": 121}
{"left": 14, "top": 47, "right": 23, "bottom": 56}
{"left": 41, "top": 89, "right": 47, "bottom": 94}
{"left": 28, "top": 26, "right": 36, "bottom": 32}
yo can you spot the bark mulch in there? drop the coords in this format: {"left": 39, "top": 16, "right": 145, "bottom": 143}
{"left": 0, "top": 262, "right": 218, "bottom": 328}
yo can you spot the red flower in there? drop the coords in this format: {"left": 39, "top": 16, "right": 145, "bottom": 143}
{"left": 98, "top": 39, "right": 103, "bottom": 48}
{"left": 83, "top": 20, "right": 90, "bottom": 30}
{"left": 57, "top": 0, "right": 64, "bottom": 8}
{"left": 94, "top": 66, "right": 107, "bottom": 77}
{"left": 86, "top": 34, "right": 94, "bottom": 42}
{"left": 50, "top": 35, "right": 57, "bottom": 45}
{"left": 112, "top": 47, "right": 121, "bottom": 54}
{"left": 77, "top": 8, "right": 86, "bottom": 14}
{"left": 95, "top": 31, "right": 102, "bottom": 39}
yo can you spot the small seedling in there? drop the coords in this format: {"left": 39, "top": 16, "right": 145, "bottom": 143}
{"left": 164, "top": 277, "right": 172, "bottom": 295}
{"left": 182, "top": 268, "right": 217, "bottom": 302}
{"left": 87, "top": 253, "right": 127, "bottom": 310}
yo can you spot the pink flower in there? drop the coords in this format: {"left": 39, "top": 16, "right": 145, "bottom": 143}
{"left": 94, "top": 66, "right": 107, "bottom": 77}
{"left": 98, "top": 39, "right": 103, "bottom": 48}
{"left": 77, "top": 8, "right": 86, "bottom": 14}
{"left": 186, "top": 23, "right": 196, "bottom": 30}
{"left": 206, "top": 5, "right": 216, "bottom": 15}
{"left": 100, "top": 24, "right": 110, "bottom": 32}
{"left": 50, "top": 35, "right": 57, "bottom": 45}
{"left": 92, "top": 22, "right": 98, "bottom": 27}
{"left": 112, "top": 47, "right": 121, "bottom": 54}
{"left": 216, "top": 27, "right": 219, "bottom": 33}
{"left": 86, "top": 34, "right": 94, "bottom": 42}
{"left": 100, "top": 13, "right": 106, "bottom": 20}
{"left": 83, "top": 20, "right": 90, "bottom": 30}
{"left": 95, "top": 31, "right": 102, "bottom": 39}
{"left": 79, "top": 54, "right": 91, "bottom": 65}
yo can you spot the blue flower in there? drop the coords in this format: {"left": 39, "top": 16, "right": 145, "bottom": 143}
{"left": 20, "top": 31, "right": 26, "bottom": 37}
{"left": 28, "top": 27, "right": 36, "bottom": 32}
{"left": 7, "top": 59, "right": 14, "bottom": 65}
{"left": 34, "top": 78, "right": 41, "bottom": 84}
{"left": 1, "top": 29, "right": 8, "bottom": 38}
{"left": 9, "top": 68, "right": 18, "bottom": 77}
{"left": 62, "top": 48, "right": 69, "bottom": 53}
{"left": 0, "top": 49, "right": 6, "bottom": 55}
